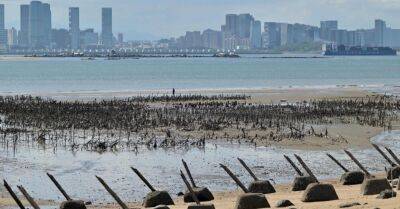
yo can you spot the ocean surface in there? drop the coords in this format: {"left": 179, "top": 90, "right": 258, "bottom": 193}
{"left": 0, "top": 54, "right": 399, "bottom": 95}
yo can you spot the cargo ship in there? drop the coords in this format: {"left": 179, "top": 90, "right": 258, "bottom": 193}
{"left": 323, "top": 44, "right": 397, "bottom": 56}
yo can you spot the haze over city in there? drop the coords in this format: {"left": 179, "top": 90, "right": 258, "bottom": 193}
{"left": 1, "top": 0, "right": 400, "bottom": 40}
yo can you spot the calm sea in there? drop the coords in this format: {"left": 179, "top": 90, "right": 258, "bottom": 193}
{"left": 0, "top": 54, "right": 399, "bottom": 95}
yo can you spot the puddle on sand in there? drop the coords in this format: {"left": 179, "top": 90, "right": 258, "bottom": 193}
{"left": 1, "top": 131, "right": 399, "bottom": 205}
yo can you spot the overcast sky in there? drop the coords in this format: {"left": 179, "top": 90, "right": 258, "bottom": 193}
{"left": 2, "top": 0, "right": 400, "bottom": 40}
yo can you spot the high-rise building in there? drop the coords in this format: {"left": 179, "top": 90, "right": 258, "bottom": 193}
{"left": 263, "top": 22, "right": 281, "bottom": 49}
{"left": 117, "top": 33, "right": 123, "bottom": 44}
{"left": 320, "top": 20, "right": 338, "bottom": 41}
{"left": 29, "top": 1, "right": 52, "bottom": 48}
{"left": 225, "top": 14, "right": 239, "bottom": 36}
{"left": 51, "top": 28, "right": 69, "bottom": 49}
{"left": 81, "top": 28, "right": 99, "bottom": 49}
{"left": 42, "top": 3, "right": 52, "bottom": 47}
{"left": 238, "top": 14, "right": 254, "bottom": 39}
{"left": 202, "top": 29, "right": 222, "bottom": 49}
{"left": 184, "top": 31, "right": 202, "bottom": 48}
{"left": 101, "top": 7, "right": 113, "bottom": 47}
{"left": 0, "top": 4, "right": 7, "bottom": 47}
{"left": 7, "top": 27, "right": 18, "bottom": 46}
{"left": 250, "top": 20, "right": 261, "bottom": 49}
{"left": 374, "top": 19, "right": 386, "bottom": 47}
{"left": 280, "top": 23, "right": 293, "bottom": 46}
{"left": 69, "top": 7, "right": 80, "bottom": 50}
{"left": 19, "top": 5, "right": 30, "bottom": 46}
{"left": 0, "top": 4, "right": 4, "bottom": 30}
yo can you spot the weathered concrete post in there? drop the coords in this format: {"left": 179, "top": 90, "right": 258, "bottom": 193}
{"left": 219, "top": 164, "right": 249, "bottom": 193}
{"left": 95, "top": 175, "right": 129, "bottom": 209}
{"left": 294, "top": 154, "right": 319, "bottom": 183}
{"left": 3, "top": 180, "right": 26, "bottom": 209}
{"left": 327, "top": 153, "right": 364, "bottom": 185}
{"left": 283, "top": 155, "right": 304, "bottom": 176}
{"left": 182, "top": 159, "right": 197, "bottom": 188}
{"left": 385, "top": 147, "right": 400, "bottom": 165}
{"left": 17, "top": 185, "right": 41, "bottom": 209}
{"left": 372, "top": 144, "right": 397, "bottom": 167}
{"left": 220, "top": 164, "right": 270, "bottom": 209}
{"left": 131, "top": 167, "right": 174, "bottom": 207}
{"left": 326, "top": 153, "right": 349, "bottom": 172}
{"left": 343, "top": 150, "right": 372, "bottom": 178}
{"left": 181, "top": 160, "right": 214, "bottom": 203}
{"left": 180, "top": 170, "right": 200, "bottom": 205}
{"left": 237, "top": 158, "right": 258, "bottom": 181}
{"left": 237, "top": 158, "right": 275, "bottom": 194}
{"left": 46, "top": 173, "right": 72, "bottom": 200}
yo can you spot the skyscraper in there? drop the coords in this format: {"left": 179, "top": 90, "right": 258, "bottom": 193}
{"left": 320, "top": 20, "right": 338, "bottom": 41}
{"left": 238, "top": 14, "right": 254, "bottom": 39}
{"left": 250, "top": 20, "right": 262, "bottom": 49}
{"left": 29, "top": 1, "right": 51, "bottom": 48}
{"left": 225, "top": 14, "right": 239, "bottom": 36}
{"left": 69, "top": 7, "right": 80, "bottom": 50}
{"left": 19, "top": 5, "right": 30, "bottom": 46}
{"left": 42, "top": 3, "right": 52, "bottom": 47}
{"left": 0, "top": 4, "right": 4, "bottom": 30}
{"left": 101, "top": 7, "right": 113, "bottom": 47}
{"left": 0, "top": 4, "right": 7, "bottom": 46}
{"left": 375, "top": 19, "right": 386, "bottom": 47}
{"left": 7, "top": 27, "right": 18, "bottom": 46}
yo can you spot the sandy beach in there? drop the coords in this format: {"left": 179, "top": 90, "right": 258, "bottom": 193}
{"left": 1, "top": 176, "right": 399, "bottom": 209}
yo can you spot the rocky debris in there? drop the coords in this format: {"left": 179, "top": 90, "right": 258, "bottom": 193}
{"left": 376, "top": 189, "right": 397, "bottom": 199}
{"left": 153, "top": 205, "right": 170, "bottom": 209}
{"left": 276, "top": 199, "right": 294, "bottom": 207}
{"left": 60, "top": 200, "right": 87, "bottom": 209}
{"left": 234, "top": 193, "right": 270, "bottom": 209}
{"left": 248, "top": 180, "right": 276, "bottom": 194}
{"left": 143, "top": 191, "right": 174, "bottom": 208}
{"left": 340, "top": 171, "right": 365, "bottom": 185}
{"left": 183, "top": 187, "right": 214, "bottom": 203}
{"left": 339, "top": 202, "right": 361, "bottom": 208}
{"left": 386, "top": 166, "right": 400, "bottom": 180}
{"left": 361, "top": 178, "right": 392, "bottom": 195}
{"left": 187, "top": 203, "right": 216, "bottom": 209}
{"left": 301, "top": 183, "right": 339, "bottom": 202}
{"left": 291, "top": 176, "right": 317, "bottom": 191}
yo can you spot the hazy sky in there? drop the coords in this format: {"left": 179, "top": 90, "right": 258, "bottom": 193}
{"left": 2, "top": 0, "right": 400, "bottom": 40}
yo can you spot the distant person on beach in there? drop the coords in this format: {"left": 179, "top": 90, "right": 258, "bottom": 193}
{"left": 172, "top": 88, "right": 176, "bottom": 96}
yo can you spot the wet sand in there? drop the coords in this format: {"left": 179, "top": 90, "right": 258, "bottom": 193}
{"left": 1, "top": 87, "right": 399, "bottom": 208}
{"left": 9, "top": 86, "right": 372, "bottom": 102}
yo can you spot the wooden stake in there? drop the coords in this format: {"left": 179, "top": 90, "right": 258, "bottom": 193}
{"left": 46, "top": 173, "right": 71, "bottom": 201}
{"left": 130, "top": 167, "right": 156, "bottom": 192}
{"left": 283, "top": 155, "right": 304, "bottom": 176}
{"left": 219, "top": 164, "right": 249, "bottom": 193}
{"left": 182, "top": 159, "right": 197, "bottom": 188}
{"left": 3, "top": 180, "right": 26, "bottom": 209}
{"left": 237, "top": 158, "right": 259, "bottom": 181}
{"left": 294, "top": 154, "right": 319, "bottom": 183}
{"left": 344, "top": 150, "right": 372, "bottom": 178}
{"left": 326, "top": 153, "right": 349, "bottom": 172}
{"left": 17, "top": 185, "right": 41, "bottom": 209}
{"left": 180, "top": 170, "right": 200, "bottom": 205}
{"left": 95, "top": 176, "right": 129, "bottom": 209}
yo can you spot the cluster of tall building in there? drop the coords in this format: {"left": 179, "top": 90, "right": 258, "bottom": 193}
{"left": 169, "top": 13, "right": 262, "bottom": 50}
{"left": 0, "top": 1, "right": 119, "bottom": 52}
{"left": 166, "top": 15, "right": 400, "bottom": 51}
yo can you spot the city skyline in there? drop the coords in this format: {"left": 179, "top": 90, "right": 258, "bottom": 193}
{"left": 1, "top": 0, "right": 400, "bottom": 40}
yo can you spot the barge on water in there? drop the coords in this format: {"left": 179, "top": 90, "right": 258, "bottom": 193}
{"left": 323, "top": 44, "right": 397, "bottom": 56}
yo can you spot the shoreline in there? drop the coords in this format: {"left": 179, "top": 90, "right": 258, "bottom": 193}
{"left": 0, "top": 86, "right": 374, "bottom": 103}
